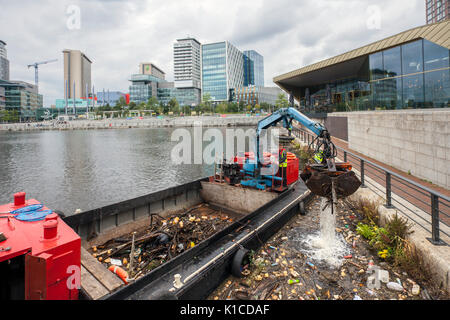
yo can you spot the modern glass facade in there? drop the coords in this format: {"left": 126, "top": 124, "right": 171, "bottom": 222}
{"left": 202, "top": 42, "right": 228, "bottom": 101}
{"left": 129, "top": 74, "right": 164, "bottom": 104}
{"left": 303, "top": 39, "right": 449, "bottom": 111}
{"left": 202, "top": 41, "right": 244, "bottom": 102}
{"left": 0, "top": 80, "right": 43, "bottom": 120}
{"left": 243, "top": 50, "right": 264, "bottom": 87}
{"left": 157, "top": 86, "right": 201, "bottom": 106}
{"left": 96, "top": 91, "right": 126, "bottom": 106}
{"left": 232, "top": 86, "right": 286, "bottom": 105}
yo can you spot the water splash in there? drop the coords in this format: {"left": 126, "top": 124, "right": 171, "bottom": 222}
{"left": 297, "top": 198, "right": 350, "bottom": 268}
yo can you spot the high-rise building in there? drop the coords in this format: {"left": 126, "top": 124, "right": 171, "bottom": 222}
{"left": 63, "top": 49, "right": 92, "bottom": 100}
{"left": 174, "top": 38, "right": 201, "bottom": 89}
{"left": 139, "top": 62, "right": 166, "bottom": 80}
{"left": 129, "top": 63, "right": 166, "bottom": 104}
{"left": 0, "top": 40, "right": 10, "bottom": 81}
{"left": 243, "top": 50, "right": 264, "bottom": 87}
{"left": 426, "top": 0, "right": 449, "bottom": 24}
{"left": 202, "top": 41, "right": 244, "bottom": 102}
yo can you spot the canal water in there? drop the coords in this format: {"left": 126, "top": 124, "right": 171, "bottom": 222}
{"left": 0, "top": 127, "right": 254, "bottom": 215}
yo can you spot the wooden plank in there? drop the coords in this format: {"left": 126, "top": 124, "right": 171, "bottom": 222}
{"left": 80, "top": 266, "right": 109, "bottom": 300}
{"left": 80, "top": 247, "right": 123, "bottom": 292}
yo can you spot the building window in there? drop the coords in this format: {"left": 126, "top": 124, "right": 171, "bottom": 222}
{"left": 369, "top": 51, "right": 384, "bottom": 80}
{"left": 423, "top": 39, "right": 450, "bottom": 71}
{"left": 401, "top": 40, "right": 424, "bottom": 75}
{"left": 424, "top": 69, "right": 450, "bottom": 108}
{"left": 403, "top": 73, "right": 424, "bottom": 108}
{"left": 383, "top": 46, "right": 402, "bottom": 78}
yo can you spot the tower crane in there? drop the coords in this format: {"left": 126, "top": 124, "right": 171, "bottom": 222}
{"left": 27, "top": 59, "right": 58, "bottom": 93}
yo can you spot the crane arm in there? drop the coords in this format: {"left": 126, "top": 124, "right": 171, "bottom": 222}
{"left": 27, "top": 59, "right": 58, "bottom": 68}
{"left": 255, "top": 105, "right": 336, "bottom": 170}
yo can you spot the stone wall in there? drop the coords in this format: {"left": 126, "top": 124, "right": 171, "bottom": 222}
{"left": 328, "top": 109, "right": 449, "bottom": 189}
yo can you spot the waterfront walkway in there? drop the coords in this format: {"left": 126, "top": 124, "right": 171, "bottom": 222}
{"left": 0, "top": 115, "right": 264, "bottom": 131}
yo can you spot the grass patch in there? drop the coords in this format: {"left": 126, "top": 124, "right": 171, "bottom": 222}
{"left": 350, "top": 198, "right": 380, "bottom": 225}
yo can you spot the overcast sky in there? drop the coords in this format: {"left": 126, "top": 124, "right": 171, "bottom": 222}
{"left": 1, "top": 0, "right": 426, "bottom": 106}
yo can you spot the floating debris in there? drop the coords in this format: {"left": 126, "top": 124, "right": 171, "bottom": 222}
{"left": 89, "top": 203, "right": 234, "bottom": 280}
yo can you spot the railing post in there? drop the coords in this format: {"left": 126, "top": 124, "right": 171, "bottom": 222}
{"left": 360, "top": 159, "right": 366, "bottom": 188}
{"left": 427, "top": 194, "right": 445, "bottom": 245}
{"left": 385, "top": 172, "right": 393, "bottom": 208}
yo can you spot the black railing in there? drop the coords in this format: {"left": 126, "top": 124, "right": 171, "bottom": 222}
{"left": 292, "top": 127, "right": 449, "bottom": 246}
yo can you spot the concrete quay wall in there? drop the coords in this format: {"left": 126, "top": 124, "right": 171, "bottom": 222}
{"left": 328, "top": 109, "right": 450, "bottom": 189}
{"left": 0, "top": 115, "right": 264, "bottom": 132}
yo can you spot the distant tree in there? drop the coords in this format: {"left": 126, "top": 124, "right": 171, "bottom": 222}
{"left": 260, "top": 102, "right": 271, "bottom": 112}
{"left": 129, "top": 101, "right": 137, "bottom": 109}
{"left": 238, "top": 101, "right": 245, "bottom": 113}
{"left": 202, "top": 93, "right": 212, "bottom": 112}
{"left": 227, "top": 102, "right": 238, "bottom": 113}
{"left": 202, "top": 92, "right": 212, "bottom": 104}
{"left": 168, "top": 98, "right": 180, "bottom": 114}
{"left": 275, "top": 93, "right": 289, "bottom": 110}
{"left": 146, "top": 96, "right": 158, "bottom": 110}
{"left": 215, "top": 102, "right": 227, "bottom": 114}
{"left": 138, "top": 102, "right": 146, "bottom": 110}
{"left": 117, "top": 96, "right": 126, "bottom": 108}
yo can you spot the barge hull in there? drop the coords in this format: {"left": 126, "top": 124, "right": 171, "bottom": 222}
{"left": 104, "top": 181, "right": 312, "bottom": 300}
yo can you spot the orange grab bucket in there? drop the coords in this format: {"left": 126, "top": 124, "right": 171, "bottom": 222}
{"left": 108, "top": 266, "right": 128, "bottom": 284}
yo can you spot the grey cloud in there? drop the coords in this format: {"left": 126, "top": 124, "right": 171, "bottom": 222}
{"left": 0, "top": 0, "right": 425, "bottom": 106}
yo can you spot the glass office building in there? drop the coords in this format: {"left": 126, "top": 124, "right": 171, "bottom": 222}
{"left": 202, "top": 41, "right": 244, "bottom": 102}
{"left": 0, "top": 80, "right": 43, "bottom": 120}
{"left": 359, "top": 39, "right": 448, "bottom": 110}
{"left": 129, "top": 74, "right": 165, "bottom": 104}
{"left": 97, "top": 91, "right": 126, "bottom": 106}
{"left": 232, "top": 86, "right": 286, "bottom": 106}
{"left": 243, "top": 50, "right": 264, "bottom": 87}
{"left": 275, "top": 23, "right": 450, "bottom": 112}
{"left": 157, "top": 87, "right": 201, "bottom": 107}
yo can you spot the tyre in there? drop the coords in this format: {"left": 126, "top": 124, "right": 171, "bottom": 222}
{"left": 231, "top": 247, "right": 250, "bottom": 278}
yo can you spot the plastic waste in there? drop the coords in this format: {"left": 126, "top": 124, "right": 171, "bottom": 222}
{"left": 387, "top": 282, "right": 404, "bottom": 291}
{"left": 378, "top": 269, "right": 390, "bottom": 283}
{"left": 412, "top": 284, "right": 420, "bottom": 295}
{"left": 365, "top": 288, "right": 376, "bottom": 296}
{"left": 353, "top": 294, "right": 362, "bottom": 300}
{"left": 367, "top": 275, "right": 381, "bottom": 290}
{"left": 156, "top": 233, "right": 170, "bottom": 245}
{"left": 288, "top": 279, "right": 300, "bottom": 285}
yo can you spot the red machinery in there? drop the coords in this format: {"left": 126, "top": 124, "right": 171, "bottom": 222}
{"left": 0, "top": 192, "right": 80, "bottom": 300}
{"left": 232, "top": 151, "right": 299, "bottom": 189}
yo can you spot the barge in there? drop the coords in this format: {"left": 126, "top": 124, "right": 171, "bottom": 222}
{"left": 0, "top": 150, "right": 314, "bottom": 300}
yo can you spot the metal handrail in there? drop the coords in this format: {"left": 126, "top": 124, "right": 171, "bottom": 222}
{"left": 291, "top": 126, "right": 449, "bottom": 245}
